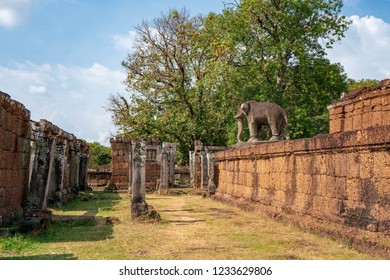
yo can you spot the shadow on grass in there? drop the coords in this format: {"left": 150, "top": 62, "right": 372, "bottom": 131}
{"left": 53, "top": 191, "right": 122, "bottom": 217}
{"left": 0, "top": 253, "right": 78, "bottom": 260}
{"left": 35, "top": 216, "right": 113, "bottom": 243}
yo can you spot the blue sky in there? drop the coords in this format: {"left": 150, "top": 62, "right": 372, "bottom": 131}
{"left": 1, "top": 0, "right": 389, "bottom": 145}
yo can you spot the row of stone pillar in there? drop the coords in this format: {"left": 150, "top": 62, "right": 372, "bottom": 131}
{"left": 189, "top": 140, "right": 228, "bottom": 194}
{"left": 26, "top": 119, "right": 89, "bottom": 210}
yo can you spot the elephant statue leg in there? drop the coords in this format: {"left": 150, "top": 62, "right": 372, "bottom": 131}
{"left": 269, "top": 123, "right": 279, "bottom": 141}
{"left": 236, "top": 117, "right": 243, "bottom": 143}
{"left": 248, "top": 121, "right": 259, "bottom": 142}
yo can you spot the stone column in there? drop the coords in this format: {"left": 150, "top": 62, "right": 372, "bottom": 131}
{"left": 200, "top": 151, "right": 208, "bottom": 189}
{"left": 158, "top": 147, "right": 170, "bottom": 194}
{"left": 69, "top": 138, "right": 80, "bottom": 194}
{"left": 189, "top": 151, "right": 195, "bottom": 187}
{"left": 166, "top": 143, "right": 176, "bottom": 186}
{"left": 131, "top": 139, "right": 148, "bottom": 220}
{"left": 61, "top": 136, "right": 70, "bottom": 196}
{"left": 78, "top": 141, "right": 89, "bottom": 191}
{"left": 128, "top": 141, "right": 133, "bottom": 193}
{"left": 191, "top": 140, "right": 203, "bottom": 189}
{"left": 42, "top": 137, "right": 57, "bottom": 208}
{"left": 206, "top": 152, "right": 216, "bottom": 194}
{"left": 27, "top": 120, "right": 54, "bottom": 209}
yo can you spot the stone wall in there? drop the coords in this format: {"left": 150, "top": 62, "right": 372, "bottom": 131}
{"left": 87, "top": 168, "right": 112, "bottom": 190}
{"left": 27, "top": 119, "right": 89, "bottom": 209}
{"left": 189, "top": 140, "right": 228, "bottom": 192}
{"left": 328, "top": 79, "right": 390, "bottom": 133}
{"left": 0, "top": 91, "right": 31, "bottom": 226}
{"left": 157, "top": 142, "right": 176, "bottom": 194}
{"left": 110, "top": 136, "right": 132, "bottom": 190}
{"left": 1, "top": 91, "right": 89, "bottom": 227}
{"left": 214, "top": 81, "right": 390, "bottom": 232}
{"left": 110, "top": 137, "right": 162, "bottom": 191}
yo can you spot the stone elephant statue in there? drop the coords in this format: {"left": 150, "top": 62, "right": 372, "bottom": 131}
{"left": 236, "top": 101, "right": 290, "bottom": 142}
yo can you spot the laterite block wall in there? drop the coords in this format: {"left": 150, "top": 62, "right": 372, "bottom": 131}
{"left": 110, "top": 136, "right": 132, "bottom": 190}
{"left": 0, "top": 91, "right": 31, "bottom": 226}
{"left": 214, "top": 80, "right": 390, "bottom": 232}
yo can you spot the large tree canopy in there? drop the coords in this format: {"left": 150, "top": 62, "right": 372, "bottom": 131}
{"left": 107, "top": 1, "right": 350, "bottom": 162}
{"left": 219, "top": 0, "right": 350, "bottom": 138}
{"left": 107, "top": 9, "right": 238, "bottom": 161}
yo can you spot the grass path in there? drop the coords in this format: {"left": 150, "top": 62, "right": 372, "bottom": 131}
{"left": 0, "top": 191, "right": 383, "bottom": 260}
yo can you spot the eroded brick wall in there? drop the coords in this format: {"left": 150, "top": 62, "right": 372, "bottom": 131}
{"left": 110, "top": 137, "right": 161, "bottom": 191}
{"left": 329, "top": 79, "right": 390, "bottom": 133}
{"left": 1, "top": 91, "right": 89, "bottom": 226}
{"left": 87, "top": 169, "right": 112, "bottom": 189}
{"left": 0, "top": 91, "right": 31, "bottom": 226}
{"left": 214, "top": 82, "right": 390, "bottom": 232}
{"left": 110, "top": 136, "right": 132, "bottom": 190}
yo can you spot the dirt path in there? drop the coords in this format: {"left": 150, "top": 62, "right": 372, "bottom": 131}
{"left": 0, "top": 191, "right": 385, "bottom": 260}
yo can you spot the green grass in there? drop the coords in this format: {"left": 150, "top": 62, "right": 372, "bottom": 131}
{"left": 0, "top": 191, "right": 386, "bottom": 260}
{"left": 0, "top": 234, "right": 36, "bottom": 254}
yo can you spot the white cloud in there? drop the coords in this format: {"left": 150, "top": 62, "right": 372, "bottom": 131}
{"left": 113, "top": 30, "right": 137, "bottom": 50}
{"left": 326, "top": 15, "right": 390, "bottom": 80}
{"left": 29, "top": 85, "right": 46, "bottom": 95}
{"left": 0, "top": 0, "right": 32, "bottom": 28}
{"left": 0, "top": 61, "right": 126, "bottom": 145}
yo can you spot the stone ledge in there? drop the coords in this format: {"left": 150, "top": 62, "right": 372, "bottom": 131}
{"left": 215, "top": 125, "right": 390, "bottom": 161}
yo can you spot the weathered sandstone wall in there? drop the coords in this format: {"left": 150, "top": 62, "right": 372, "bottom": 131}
{"left": 214, "top": 80, "right": 390, "bottom": 232}
{"left": 1, "top": 91, "right": 89, "bottom": 227}
{"left": 0, "top": 91, "right": 31, "bottom": 226}
{"left": 110, "top": 137, "right": 162, "bottom": 191}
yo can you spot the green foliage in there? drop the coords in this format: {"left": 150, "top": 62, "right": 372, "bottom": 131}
{"left": 107, "top": 8, "right": 239, "bottom": 161}
{"left": 108, "top": 1, "right": 351, "bottom": 159}
{"left": 219, "top": 0, "right": 349, "bottom": 140}
{"left": 346, "top": 78, "right": 379, "bottom": 92}
{"left": 87, "top": 141, "right": 111, "bottom": 169}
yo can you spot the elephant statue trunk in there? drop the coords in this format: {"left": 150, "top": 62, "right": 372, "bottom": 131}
{"left": 236, "top": 114, "right": 244, "bottom": 143}
{"left": 235, "top": 105, "right": 248, "bottom": 143}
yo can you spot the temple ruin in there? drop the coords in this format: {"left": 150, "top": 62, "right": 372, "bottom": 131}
{"left": 0, "top": 90, "right": 89, "bottom": 229}
{"left": 200, "top": 80, "right": 390, "bottom": 233}
{"left": 1, "top": 79, "right": 389, "bottom": 238}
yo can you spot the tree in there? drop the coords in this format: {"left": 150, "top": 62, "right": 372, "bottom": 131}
{"left": 346, "top": 78, "right": 379, "bottom": 92}
{"left": 218, "top": 0, "right": 350, "bottom": 139}
{"left": 107, "top": 9, "right": 239, "bottom": 161}
{"left": 87, "top": 141, "right": 111, "bottom": 169}
{"left": 108, "top": 1, "right": 351, "bottom": 158}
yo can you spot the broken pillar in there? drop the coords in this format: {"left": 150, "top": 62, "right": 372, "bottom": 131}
{"left": 78, "top": 140, "right": 89, "bottom": 191}
{"left": 158, "top": 147, "right": 170, "bottom": 194}
{"left": 165, "top": 143, "right": 176, "bottom": 187}
{"left": 206, "top": 152, "right": 216, "bottom": 194}
{"left": 130, "top": 139, "right": 148, "bottom": 219}
{"left": 158, "top": 142, "right": 176, "bottom": 194}
{"left": 204, "top": 146, "right": 229, "bottom": 194}
{"left": 69, "top": 137, "right": 80, "bottom": 194}
{"left": 190, "top": 140, "right": 203, "bottom": 189}
{"left": 200, "top": 151, "right": 208, "bottom": 189}
{"left": 189, "top": 151, "right": 195, "bottom": 187}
